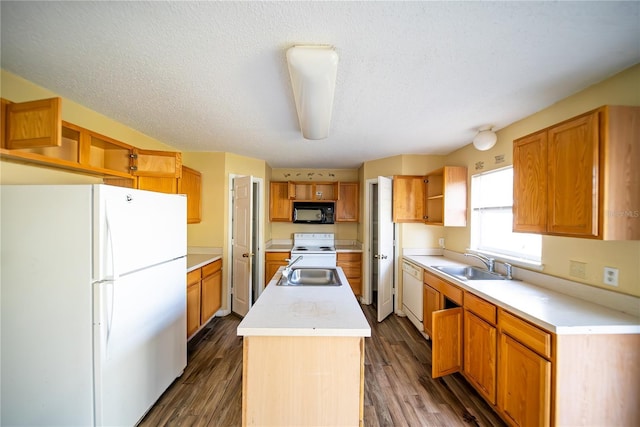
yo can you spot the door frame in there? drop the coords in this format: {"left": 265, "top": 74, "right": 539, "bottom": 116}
{"left": 227, "top": 174, "right": 264, "bottom": 315}
{"left": 363, "top": 177, "right": 398, "bottom": 309}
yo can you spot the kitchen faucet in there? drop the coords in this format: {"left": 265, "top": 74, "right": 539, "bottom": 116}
{"left": 282, "top": 255, "right": 303, "bottom": 278}
{"left": 464, "top": 252, "right": 495, "bottom": 273}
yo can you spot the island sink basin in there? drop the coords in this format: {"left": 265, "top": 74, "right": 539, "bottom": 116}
{"left": 434, "top": 265, "right": 507, "bottom": 281}
{"left": 278, "top": 268, "right": 343, "bottom": 286}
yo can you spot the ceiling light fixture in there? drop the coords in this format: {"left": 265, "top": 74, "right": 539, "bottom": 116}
{"left": 472, "top": 126, "right": 497, "bottom": 151}
{"left": 286, "top": 45, "right": 338, "bottom": 140}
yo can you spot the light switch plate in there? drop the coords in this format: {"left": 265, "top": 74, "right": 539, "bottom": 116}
{"left": 603, "top": 267, "right": 619, "bottom": 286}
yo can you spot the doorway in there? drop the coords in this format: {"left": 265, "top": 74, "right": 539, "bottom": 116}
{"left": 230, "top": 175, "right": 263, "bottom": 317}
{"left": 366, "top": 176, "right": 395, "bottom": 322}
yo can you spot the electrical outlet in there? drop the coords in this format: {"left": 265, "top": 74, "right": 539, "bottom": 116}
{"left": 603, "top": 267, "right": 619, "bottom": 286}
{"left": 438, "top": 238, "right": 445, "bottom": 248}
{"left": 569, "top": 260, "right": 586, "bottom": 279}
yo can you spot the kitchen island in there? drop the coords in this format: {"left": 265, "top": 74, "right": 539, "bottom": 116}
{"left": 237, "top": 267, "right": 371, "bottom": 427}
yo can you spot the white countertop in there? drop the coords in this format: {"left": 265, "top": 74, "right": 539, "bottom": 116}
{"left": 237, "top": 267, "right": 371, "bottom": 337}
{"left": 187, "top": 254, "right": 221, "bottom": 272}
{"left": 404, "top": 255, "right": 640, "bottom": 335}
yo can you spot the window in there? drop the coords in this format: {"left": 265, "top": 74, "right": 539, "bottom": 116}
{"left": 471, "top": 167, "right": 541, "bottom": 263}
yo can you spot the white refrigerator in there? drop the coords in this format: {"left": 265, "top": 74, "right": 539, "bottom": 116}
{"left": 1, "top": 184, "right": 187, "bottom": 426}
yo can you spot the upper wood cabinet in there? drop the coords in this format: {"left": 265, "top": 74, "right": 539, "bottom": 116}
{"left": 179, "top": 166, "right": 202, "bottom": 224}
{"left": 269, "top": 182, "right": 292, "bottom": 222}
{"left": 131, "top": 148, "right": 182, "bottom": 178}
{"left": 4, "top": 97, "right": 62, "bottom": 149}
{"left": 336, "top": 182, "right": 359, "bottom": 222}
{"left": 513, "top": 105, "right": 640, "bottom": 240}
{"left": 424, "top": 166, "right": 467, "bottom": 226}
{"left": 289, "top": 181, "right": 338, "bottom": 201}
{"left": 393, "top": 167, "right": 467, "bottom": 226}
{"left": 392, "top": 175, "right": 425, "bottom": 222}
{"left": 1, "top": 97, "right": 134, "bottom": 180}
{"left": 269, "top": 181, "right": 359, "bottom": 222}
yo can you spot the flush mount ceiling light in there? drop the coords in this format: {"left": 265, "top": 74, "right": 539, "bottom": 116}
{"left": 472, "top": 126, "right": 498, "bottom": 151}
{"left": 286, "top": 45, "right": 338, "bottom": 140}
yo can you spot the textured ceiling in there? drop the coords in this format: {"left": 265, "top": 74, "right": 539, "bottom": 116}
{"left": 1, "top": 1, "right": 639, "bottom": 168}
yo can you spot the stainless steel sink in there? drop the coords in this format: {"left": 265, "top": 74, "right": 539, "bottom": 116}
{"left": 277, "top": 268, "right": 343, "bottom": 286}
{"left": 434, "top": 265, "right": 508, "bottom": 281}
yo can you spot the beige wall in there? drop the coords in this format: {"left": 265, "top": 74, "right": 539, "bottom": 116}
{"left": 443, "top": 63, "right": 640, "bottom": 296}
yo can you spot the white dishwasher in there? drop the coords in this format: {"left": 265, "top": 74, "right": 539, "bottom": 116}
{"left": 402, "top": 260, "right": 423, "bottom": 331}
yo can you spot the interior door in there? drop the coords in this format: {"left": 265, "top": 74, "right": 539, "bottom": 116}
{"left": 376, "top": 176, "right": 394, "bottom": 322}
{"left": 232, "top": 175, "right": 252, "bottom": 317}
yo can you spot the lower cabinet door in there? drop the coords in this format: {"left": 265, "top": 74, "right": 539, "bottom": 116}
{"left": 186, "top": 281, "right": 201, "bottom": 337}
{"left": 498, "top": 333, "right": 551, "bottom": 427}
{"left": 431, "top": 307, "right": 462, "bottom": 378}
{"left": 201, "top": 269, "right": 222, "bottom": 323}
{"left": 463, "top": 310, "right": 497, "bottom": 404}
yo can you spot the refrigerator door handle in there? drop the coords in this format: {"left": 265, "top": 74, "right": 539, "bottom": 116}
{"left": 105, "top": 202, "right": 119, "bottom": 281}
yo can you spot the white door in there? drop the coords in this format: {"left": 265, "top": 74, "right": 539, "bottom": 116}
{"left": 232, "top": 176, "right": 252, "bottom": 317}
{"left": 377, "top": 176, "right": 394, "bottom": 322}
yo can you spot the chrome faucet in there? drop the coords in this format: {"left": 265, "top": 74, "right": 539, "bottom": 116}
{"left": 464, "top": 252, "right": 495, "bottom": 273}
{"left": 282, "top": 255, "right": 303, "bottom": 278}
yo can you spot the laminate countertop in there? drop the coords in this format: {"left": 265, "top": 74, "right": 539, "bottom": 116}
{"left": 404, "top": 255, "right": 640, "bottom": 335}
{"left": 237, "top": 267, "right": 371, "bottom": 338}
{"left": 186, "top": 254, "right": 221, "bottom": 272}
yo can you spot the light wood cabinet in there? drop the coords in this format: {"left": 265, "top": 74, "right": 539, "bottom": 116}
{"left": 187, "top": 258, "right": 222, "bottom": 340}
{"left": 497, "top": 310, "right": 551, "bottom": 427}
{"left": 422, "top": 283, "right": 440, "bottom": 338}
{"left": 1, "top": 97, "right": 135, "bottom": 181}
{"left": 392, "top": 175, "right": 425, "bottom": 222}
{"left": 269, "top": 181, "right": 359, "bottom": 223}
{"left": 179, "top": 166, "right": 202, "bottom": 223}
{"left": 463, "top": 292, "right": 497, "bottom": 405}
{"left": 337, "top": 252, "right": 362, "bottom": 296}
{"left": 424, "top": 166, "right": 467, "bottom": 226}
{"left": 289, "top": 181, "right": 338, "bottom": 201}
{"left": 336, "top": 182, "right": 359, "bottom": 222}
{"left": 513, "top": 105, "right": 640, "bottom": 239}
{"left": 424, "top": 271, "right": 463, "bottom": 379}
{"left": 269, "top": 182, "right": 292, "bottom": 222}
{"left": 265, "top": 252, "right": 290, "bottom": 285}
{"left": 186, "top": 269, "right": 202, "bottom": 338}
{"left": 424, "top": 268, "right": 640, "bottom": 426}
{"left": 393, "top": 167, "right": 467, "bottom": 226}
{"left": 200, "top": 260, "right": 222, "bottom": 323}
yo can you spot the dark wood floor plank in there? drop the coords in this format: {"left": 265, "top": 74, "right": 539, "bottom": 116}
{"left": 141, "top": 304, "right": 506, "bottom": 427}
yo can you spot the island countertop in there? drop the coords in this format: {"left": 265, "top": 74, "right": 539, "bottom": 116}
{"left": 237, "top": 267, "right": 371, "bottom": 337}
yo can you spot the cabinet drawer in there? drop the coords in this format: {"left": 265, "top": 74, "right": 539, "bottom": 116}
{"left": 202, "top": 259, "right": 222, "bottom": 277}
{"left": 337, "top": 252, "right": 361, "bottom": 262}
{"left": 266, "top": 252, "right": 290, "bottom": 261}
{"left": 464, "top": 292, "right": 497, "bottom": 325}
{"left": 187, "top": 268, "right": 201, "bottom": 286}
{"left": 424, "top": 271, "right": 463, "bottom": 306}
{"left": 499, "top": 309, "right": 552, "bottom": 359}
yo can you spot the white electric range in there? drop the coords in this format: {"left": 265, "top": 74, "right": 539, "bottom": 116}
{"left": 290, "top": 233, "right": 337, "bottom": 267}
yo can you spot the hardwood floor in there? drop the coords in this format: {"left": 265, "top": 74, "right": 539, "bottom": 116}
{"left": 140, "top": 304, "right": 506, "bottom": 427}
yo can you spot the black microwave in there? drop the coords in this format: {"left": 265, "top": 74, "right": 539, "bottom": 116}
{"left": 292, "top": 202, "right": 335, "bottom": 224}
